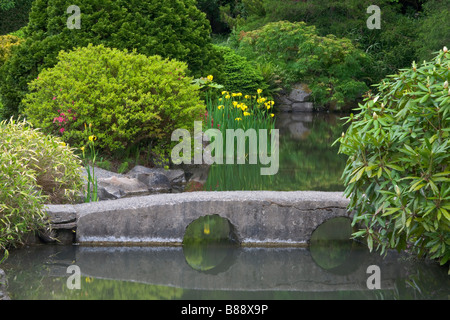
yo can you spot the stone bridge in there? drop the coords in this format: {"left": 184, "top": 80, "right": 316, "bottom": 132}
{"left": 46, "top": 191, "right": 352, "bottom": 246}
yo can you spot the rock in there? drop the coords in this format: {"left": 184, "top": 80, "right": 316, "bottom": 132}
{"left": 276, "top": 83, "right": 313, "bottom": 112}
{"left": 97, "top": 176, "right": 151, "bottom": 200}
{"left": 278, "top": 104, "right": 292, "bottom": 112}
{"left": 184, "top": 164, "right": 210, "bottom": 185}
{"left": 291, "top": 102, "right": 313, "bottom": 112}
{"left": 288, "top": 83, "right": 312, "bottom": 102}
{"left": 82, "top": 165, "right": 187, "bottom": 200}
{"left": 136, "top": 172, "right": 171, "bottom": 194}
{"left": 82, "top": 165, "right": 124, "bottom": 180}
{"left": 126, "top": 165, "right": 185, "bottom": 184}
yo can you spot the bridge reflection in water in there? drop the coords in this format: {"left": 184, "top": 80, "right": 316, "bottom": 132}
{"left": 3, "top": 217, "right": 450, "bottom": 299}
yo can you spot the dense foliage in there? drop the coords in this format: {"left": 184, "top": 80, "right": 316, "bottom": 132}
{"left": 337, "top": 48, "right": 450, "bottom": 268}
{"left": 214, "top": 45, "right": 268, "bottom": 96}
{"left": 23, "top": 44, "right": 205, "bottom": 154}
{"left": 0, "top": 35, "right": 21, "bottom": 68}
{"left": 0, "top": 0, "right": 221, "bottom": 118}
{"left": 233, "top": 21, "right": 370, "bottom": 109}
{"left": 0, "top": 118, "right": 84, "bottom": 261}
{"left": 209, "top": 0, "right": 449, "bottom": 87}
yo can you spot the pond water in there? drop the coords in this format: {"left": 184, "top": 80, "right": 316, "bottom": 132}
{"left": 2, "top": 243, "right": 449, "bottom": 300}
{"left": 203, "top": 112, "right": 348, "bottom": 191}
{"left": 2, "top": 217, "right": 449, "bottom": 300}
{"left": 1, "top": 112, "right": 448, "bottom": 300}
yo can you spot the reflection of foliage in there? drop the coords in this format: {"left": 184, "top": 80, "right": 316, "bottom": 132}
{"left": 58, "top": 278, "right": 184, "bottom": 300}
{"left": 3, "top": 245, "right": 449, "bottom": 300}
{"left": 204, "top": 113, "right": 348, "bottom": 191}
{"left": 183, "top": 215, "right": 238, "bottom": 273}
{"left": 183, "top": 215, "right": 235, "bottom": 244}
{"left": 309, "top": 217, "right": 353, "bottom": 270}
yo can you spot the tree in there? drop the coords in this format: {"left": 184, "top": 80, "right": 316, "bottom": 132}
{"left": 0, "top": 0, "right": 222, "bottom": 118}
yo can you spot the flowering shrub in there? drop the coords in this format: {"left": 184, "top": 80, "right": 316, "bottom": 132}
{"left": 337, "top": 47, "right": 450, "bottom": 268}
{"left": 23, "top": 44, "right": 205, "bottom": 154}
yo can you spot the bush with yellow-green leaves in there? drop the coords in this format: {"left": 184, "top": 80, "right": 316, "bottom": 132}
{"left": 0, "top": 118, "right": 84, "bottom": 261}
{"left": 0, "top": 35, "right": 21, "bottom": 68}
{"left": 23, "top": 44, "right": 206, "bottom": 155}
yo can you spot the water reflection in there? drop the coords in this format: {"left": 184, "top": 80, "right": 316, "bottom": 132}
{"left": 2, "top": 242, "right": 449, "bottom": 300}
{"left": 182, "top": 214, "right": 239, "bottom": 274}
{"left": 203, "top": 112, "right": 348, "bottom": 191}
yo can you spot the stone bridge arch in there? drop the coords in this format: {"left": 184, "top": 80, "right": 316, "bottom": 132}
{"left": 46, "top": 191, "right": 352, "bottom": 246}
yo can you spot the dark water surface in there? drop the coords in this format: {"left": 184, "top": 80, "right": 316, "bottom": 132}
{"left": 2, "top": 237, "right": 449, "bottom": 299}
{"left": 2, "top": 113, "right": 448, "bottom": 300}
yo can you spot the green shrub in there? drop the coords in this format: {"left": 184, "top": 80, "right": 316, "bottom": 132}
{"left": 234, "top": 21, "right": 370, "bottom": 109}
{"left": 0, "top": 148, "right": 45, "bottom": 262}
{"left": 337, "top": 47, "right": 450, "bottom": 268}
{"left": 0, "top": 0, "right": 221, "bottom": 118}
{"left": 214, "top": 45, "right": 268, "bottom": 96}
{"left": 0, "top": 118, "right": 84, "bottom": 204}
{"left": 23, "top": 44, "right": 206, "bottom": 154}
{"left": 0, "top": 35, "right": 22, "bottom": 68}
{"left": 235, "top": 0, "right": 430, "bottom": 88}
{"left": 415, "top": 0, "right": 450, "bottom": 62}
{"left": 0, "top": 118, "right": 84, "bottom": 261}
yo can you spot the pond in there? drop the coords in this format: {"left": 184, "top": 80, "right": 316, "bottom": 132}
{"left": 2, "top": 217, "right": 449, "bottom": 300}
{"left": 2, "top": 244, "right": 449, "bottom": 300}
{"left": 1, "top": 112, "right": 448, "bottom": 301}
{"left": 203, "top": 112, "right": 348, "bottom": 191}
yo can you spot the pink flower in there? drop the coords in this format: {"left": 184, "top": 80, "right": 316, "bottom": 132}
{"left": 53, "top": 97, "right": 57, "bottom": 100}
{"left": 59, "top": 128, "right": 65, "bottom": 134}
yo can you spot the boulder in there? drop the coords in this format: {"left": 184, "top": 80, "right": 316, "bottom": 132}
{"left": 126, "top": 165, "right": 185, "bottom": 184}
{"left": 288, "top": 83, "right": 312, "bottom": 102}
{"left": 82, "top": 165, "right": 188, "bottom": 200}
{"left": 276, "top": 83, "right": 314, "bottom": 112}
{"left": 291, "top": 102, "right": 313, "bottom": 112}
{"left": 97, "top": 176, "right": 151, "bottom": 200}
